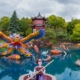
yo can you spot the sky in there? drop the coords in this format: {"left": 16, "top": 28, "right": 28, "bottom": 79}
{"left": 0, "top": 0, "right": 80, "bottom": 21}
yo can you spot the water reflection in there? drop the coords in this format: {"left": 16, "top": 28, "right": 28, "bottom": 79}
{"left": 0, "top": 58, "right": 36, "bottom": 80}
{"left": 46, "top": 49, "right": 80, "bottom": 80}
{"left": 0, "top": 49, "right": 80, "bottom": 80}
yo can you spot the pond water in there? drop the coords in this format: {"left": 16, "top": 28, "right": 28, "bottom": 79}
{"left": 0, "top": 48, "right": 80, "bottom": 80}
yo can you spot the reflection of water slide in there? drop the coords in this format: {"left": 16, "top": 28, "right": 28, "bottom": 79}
{"left": 21, "top": 29, "right": 45, "bottom": 43}
{"left": 62, "top": 51, "right": 67, "bottom": 59}
{"left": 1, "top": 48, "right": 13, "bottom": 55}
{"left": 59, "top": 44, "right": 69, "bottom": 59}
{"left": 42, "top": 50, "right": 48, "bottom": 56}
{"left": 0, "top": 70, "right": 10, "bottom": 79}
{"left": 33, "top": 47, "right": 51, "bottom": 61}
{"left": 0, "top": 58, "right": 28, "bottom": 79}
{"left": 0, "top": 30, "right": 45, "bottom": 58}
{"left": 34, "top": 45, "right": 40, "bottom": 54}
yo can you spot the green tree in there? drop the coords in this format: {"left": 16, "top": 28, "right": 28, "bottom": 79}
{"left": 67, "top": 22, "right": 73, "bottom": 35}
{"left": 42, "top": 27, "right": 56, "bottom": 43}
{"left": 19, "top": 17, "right": 32, "bottom": 36}
{"left": 8, "top": 11, "right": 20, "bottom": 34}
{"left": 57, "top": 16, "right": 67, "bottom": 29}
{"left": 0, "top": 16, "right": 10, "bottom": 34}
{"left": 26, "top": 27, "right": 32, "bottom": 36}
{"left": 46, "top": 15, "right": 67, "bottom": 42}
{"left": 70, "top": 23, "right": 80, "bottom": 41}
{"left": 67, "top": 19, "right": 80, "bottom": 35}
{"left": 56, "top": 31, "right": 69, "bottom": 42}
{"left": 47, "top": 15, "right": 57, "bottom": 29}
{"left": 47, "top": 15, "right": 67, "bottom": 30}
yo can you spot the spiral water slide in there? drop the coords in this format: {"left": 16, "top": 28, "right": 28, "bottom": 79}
{"left": 0, "top": 31, "right": 12, "bottom": 42}
{"left": 20, "top": 29, "right": 45, "bottom": 56}
{"left": 0, "top": 30, "right": 45, "bottom": 57}
{"left": 21, "top": 29, "right": 45, "bottom": 43}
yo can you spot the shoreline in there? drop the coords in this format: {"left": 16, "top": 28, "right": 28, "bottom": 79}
{"left": 31, "top": 41, "right": 80, "bottom": 50}
{"left": 51, "top": 42, "right": 79, "bottom": 50}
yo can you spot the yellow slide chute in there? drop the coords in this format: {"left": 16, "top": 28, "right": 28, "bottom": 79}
{"left": 0, "top": 30, "right": 45, "bottom": 58}
{"left": 0, "top": 31, "right": 12, "bottom": 42}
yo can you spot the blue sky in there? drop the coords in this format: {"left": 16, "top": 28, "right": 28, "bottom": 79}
{"left": 0, "top": 0, "right": 80, "bottom": 21}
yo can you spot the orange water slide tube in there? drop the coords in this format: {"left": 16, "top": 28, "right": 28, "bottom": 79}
{"left": 46, "top": 55, "right": 51, "bottom": 61}
{"left": 1, "top": 48, "right": 13, "bottom": 56}
{"left": 34, "top": 45, "right": 40, "bottom": 54}
{"left": 78, "top": 43, "right": 80, "bottom": 47}
{"left": 61, "top": 44, "right": 66, "bottom": 50}
{"left": 0, "top": 31, "right": 12, "bottom": 42}
{"left": 18, "top": 48, "right": 32, "bottom": 57}
{"left": 50, "top": 49, "right": 62, "bottom": 55}
{"left": 8, "top": 54, "right": 21, "bottom": 60}
{"left": 21, "top": 31, "right": 39, "bottom": 43}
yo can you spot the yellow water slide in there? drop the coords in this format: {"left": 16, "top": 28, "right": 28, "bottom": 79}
{"left": 1, "top": 48, "right": 13, "bottom": 56}
{"left": 18, "top": 48, "right": 32, "bottom": 57}
{"left": 21, "top": 30, "right": 39, "bottom": 43}
{"left": 0, "top": 31, "right": 12, "bottom": 42}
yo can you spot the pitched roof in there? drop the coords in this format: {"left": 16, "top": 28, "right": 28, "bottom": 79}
{"left": 32, "top": 12, "right": 46, "bottom": 20}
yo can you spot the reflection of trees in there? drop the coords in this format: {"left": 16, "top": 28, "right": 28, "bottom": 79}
{"left": 0, "top": 49, "right": 49, "bottom": 80}
{"left": 0, "top": 49, "right": 80, "bottom": 80}
{"left": 47, "top": 49, "right": 80, "bottom": 75}
{"left": 46, "top": 57, "right": 67, "bottom": 75}
{"left": 0, "top": 58, "right": 35, "bottom": 80}
{"left": 67, "top": 50, "right": 80, "bottom": 71}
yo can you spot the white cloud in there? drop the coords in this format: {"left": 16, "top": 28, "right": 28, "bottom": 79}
{"left": 0, "top": 0, "right": 80, "bottom": 21}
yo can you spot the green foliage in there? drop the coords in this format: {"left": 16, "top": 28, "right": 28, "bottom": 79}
{"left": 19, "top": 17, "right": 32, "bottom": 36}
{"left": 0, "top": 13, "right": 80, "bottom": 42}
{"left": 44, "top": 27, "right": 56, "bottom": 40}
{"left": 47, "top": 15, "right": 67, "bottom": 30}
{"left": 19, "top": 17, "right": 29, "bottom": 36}
{"left": 51, "top": 39, "right": 57, "bottom": 43}
{"left": 67, "top": 22, "right": 74, "bottom": 35}
{"left": 8, "top": 11, "right": 20, "bottom": 34}
{"left": 26, "top": 27, "right": 32, "bottom": 36}
{"left": 56, "top": 31, "right": 69, "bottom": 41}
{"left": 0, "top": 16, "right": 10, "bottom": 34}
{"left": 57, "top": 16, "right": 67, "bottom": 29}
{"left": 47, "top": 15, "right": 57, "bottom": 29}
{"left": 46, "top": 15, "right": 67, "bottom": 42}
{"left": 67, "top": 19, "right": 80, "bottom": 35}
{"left": 70, "top": 23, "right": 80, "bottom": 41}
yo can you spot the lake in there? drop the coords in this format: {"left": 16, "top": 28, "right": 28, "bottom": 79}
{"left": 0, "top": 48, "right": 80, "bottom": 80}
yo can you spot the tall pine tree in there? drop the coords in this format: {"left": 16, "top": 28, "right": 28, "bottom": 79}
{"left": 8, "top": 11, "right": 20, "bottom": 34}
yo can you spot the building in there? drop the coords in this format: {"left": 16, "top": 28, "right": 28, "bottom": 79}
{"left": 31, "top": 12, "right": 46, "bottom": 32}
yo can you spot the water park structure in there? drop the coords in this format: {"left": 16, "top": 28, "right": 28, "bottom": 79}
{"left": 0, "top": 29, "right": 45, "bottom": 60}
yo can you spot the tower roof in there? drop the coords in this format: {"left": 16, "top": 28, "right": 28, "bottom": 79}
{"left": 31, "top": 12, "right": 46, "bottom": 20}
{"left": 36, "top": 12, "right": 42, "bottom": 18}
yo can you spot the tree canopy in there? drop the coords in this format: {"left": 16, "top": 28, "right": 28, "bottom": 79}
{"left": 70, "top": 23, "right": 80, "bottom": 41}
{"left": 0, "top": 11, "right": 80, "bottom": 42}
{"left": 19, "top": 17, "right": 32, "bottom": 36}
{"left": 0, "top": 16, "right": 10, "bottom": 33}
{"left": 8, "top": 11, "right": 20, "bottom": 34}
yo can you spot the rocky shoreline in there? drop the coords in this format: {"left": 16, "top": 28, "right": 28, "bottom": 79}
{"left": 52, "top": 42, "right": 79, "bottom": 50}
{"left": 32, "top": 40, "right": 80, "bottom": 50}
